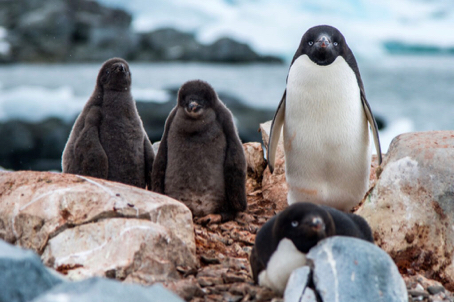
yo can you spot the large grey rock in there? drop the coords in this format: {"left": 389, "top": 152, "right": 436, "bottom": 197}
{"left": 306, "top": 237, "right": 407, "bottom": 302}
{"left": 31, "top": 277, "right": 184, "bottom": 302}
{"left": 356, "top": 131, "right": 454, "bottom": 284}
{"left": 0, "top": 171, "right": 197, "bottom": 284}
{"left": 0, "top": 239, "right": 65, "bottom": 302}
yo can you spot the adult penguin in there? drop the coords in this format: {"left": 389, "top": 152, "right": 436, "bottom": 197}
{"left": 267, "top": 25, "right": 382, "bottom": 211}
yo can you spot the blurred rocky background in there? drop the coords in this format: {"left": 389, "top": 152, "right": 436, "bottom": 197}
{"left": 0, "top": 0, "right": 282, "bottom": 64}
{"left": 0, "top": 0, "right": 282, "bottom": 171}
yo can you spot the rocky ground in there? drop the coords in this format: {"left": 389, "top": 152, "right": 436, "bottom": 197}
{"left": 166, "top": 189, "right": 454, "bottom": 302}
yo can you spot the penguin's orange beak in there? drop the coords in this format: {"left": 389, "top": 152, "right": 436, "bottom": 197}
{"left": 316, "top": 36, "right": 330, "bottom": 48}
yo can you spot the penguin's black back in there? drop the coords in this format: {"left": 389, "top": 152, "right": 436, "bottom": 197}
{"left": 321, "top": 205, "right": 374, "bottom": 242}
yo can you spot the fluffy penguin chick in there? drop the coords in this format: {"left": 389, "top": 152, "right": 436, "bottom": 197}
{"left": 267, "top": 25, "right": 382, "bottom": 211}
{"left": 62, "top": 58, "right": 154, "bottom": 188}
{"left": 249, "top": 202, "right": 373, "bottom": 294}
{"left": 151, "top": 80, "right": 247, "bottom": 223}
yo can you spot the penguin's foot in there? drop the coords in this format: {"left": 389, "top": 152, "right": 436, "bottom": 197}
{"left": 195, "top": 214, "right": 222, "bottom": 225}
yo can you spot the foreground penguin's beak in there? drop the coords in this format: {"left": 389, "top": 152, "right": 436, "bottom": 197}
{"left": 188, "top": 101, "right": 201, "bottom": 112}
{"left": 115, "top": 63, "right": 126, "bottom": 73}
{"left": 316, "top": 36, "right": 330, "bottom": 48}
{"left": 310, "top": 217, "right": 325, "bottom": 232}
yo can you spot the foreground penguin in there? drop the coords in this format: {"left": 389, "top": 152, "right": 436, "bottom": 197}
{"left": 62, "top": 58, "right": 154, "bottom": 188}
{"left": 250, "top": 202, "right": 373, "bottom": 294}
{"left": 267, "top": 25, "right": 382, "bottom": 211}
{"left": 151, "top": 80, "right": 247, "bottom": 223}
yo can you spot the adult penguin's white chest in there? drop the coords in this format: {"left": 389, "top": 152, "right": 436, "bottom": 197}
{"left": 284, "top": 55, "right": 371, "bottom": 211}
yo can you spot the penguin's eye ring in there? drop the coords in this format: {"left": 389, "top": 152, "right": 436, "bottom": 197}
{"left": 291, "top": 221, "right": 299, "bottom": 227}
{"left": 308, "top": 41, "right": 314, "bottom": 46}
{"left": 333, "top": 42, "right": 339, "bottom": 46}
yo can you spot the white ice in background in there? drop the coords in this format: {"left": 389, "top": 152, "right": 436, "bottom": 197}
{"left": 132, "top": 88, "right": 171, "bottom": 103}
{"left": 0, "top": 86, "right": 85, "bottom": 122}
{"left": 0, "top": 85, "right": 172, "bottom": 122}
{"left": 98, "top": 0, "right": 454, "bottom": 60}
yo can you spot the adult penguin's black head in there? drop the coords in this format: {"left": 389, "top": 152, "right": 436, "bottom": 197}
{"left": 293, "top": 25, "right": 351, "bottom": 66}
{"left": 272, "top": 202, "right": 336, "bottom": 253}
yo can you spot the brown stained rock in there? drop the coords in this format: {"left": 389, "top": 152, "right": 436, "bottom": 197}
{"left": 259, "top": 121, "right": 288, "bottom": 212}
{"left": 0, "top": 171, "right": 197, "bottom": 283}
{"left": 243, "top": 142, "right": 267, "bottom": 193}
{"left": 356, "top": 131, "right": 454, "bottom": 286}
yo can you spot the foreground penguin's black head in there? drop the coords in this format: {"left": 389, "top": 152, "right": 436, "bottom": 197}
{"left": 177, "top": 80, "right": 218, "bottom": 119}
{"left": 293, "top": 25, "right": 351, "bottom": 66}
{"left": 272, "top": 202, "right": 336, "bottom": 253}
{"left": 97, "top": 58, "right": 132, "bottom": 91}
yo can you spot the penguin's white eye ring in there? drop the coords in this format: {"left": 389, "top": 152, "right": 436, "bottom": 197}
{"left": 291, "top": 221, "right": 299, "bottom": 227}
{"left": 333, "top": 42, "right": 339, "bottom": 46}
{"left": 308, "top": 41, "right": 314, "bottom": 46}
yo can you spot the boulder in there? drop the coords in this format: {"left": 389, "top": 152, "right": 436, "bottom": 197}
{"left": 284, "top": 237, "right": 408, "bottom": 302}
{"left": 0, "top": 171, "right": 197, "bottom": 283}
{"left": 0, "top": 239, "right": 65, "bottom": 302}
{"left": 31, "top": 277, "right": 184, "bottom": 302}
{"left": 260, "top": 121, "right": 288, "bottom": 211}
{"left": 356, "top": 131, "right": 454, "bottom": 288}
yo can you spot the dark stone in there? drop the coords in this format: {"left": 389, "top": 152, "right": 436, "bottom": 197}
{"left": 31, "top": 277, "right": 184, "bottom": 302}
{"left": 408, "top": 289, "right": 429, "bottom": 298}
{"left": 0, "top": 239, "right": 65, "bottom": 302}
{"left": 427, "top": 285, "right": 445, "bottom": 295}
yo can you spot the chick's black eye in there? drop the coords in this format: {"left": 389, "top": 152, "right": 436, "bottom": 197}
{"left": 333, "top": 42, "right": 338, "bottom": 46}
{"left": 291, "top": 221, "right": 298, "bottom": 227}
{"left": 308, "top": 41, "right": 314, "bottom": 46}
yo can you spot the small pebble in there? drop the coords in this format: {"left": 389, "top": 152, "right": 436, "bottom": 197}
{"left": 408, "top": 289, "right": 429, "bottom": 298}
{"left": 428, "top": 286, "right": 445, "bottom": 295}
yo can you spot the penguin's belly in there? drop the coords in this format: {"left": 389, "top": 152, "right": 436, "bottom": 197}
{"left": 165, "top": 129, "right": 227, "bottom": 217}
{"left": 284, "top": 55, "right": 371, "bottom": 211}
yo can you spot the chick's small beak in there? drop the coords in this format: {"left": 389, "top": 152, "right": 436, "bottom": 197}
{"left": 188, "top": 101, "right": 200, "bottom": 112}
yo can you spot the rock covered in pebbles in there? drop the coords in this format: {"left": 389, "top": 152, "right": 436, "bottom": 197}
{"left": 284, "top": 237, "right": 407, "bottom": 302}
{"left": 356, "top": 131, "right": 454, "bottom": 288}
{"left": 31, "top": 277, "right": 184, "bottom": 302}
{"left": 0, "top": 239, "right": 65, "bottom": 302}
{"left": 0, "top": 171, "right": 197, "bottom": 283}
